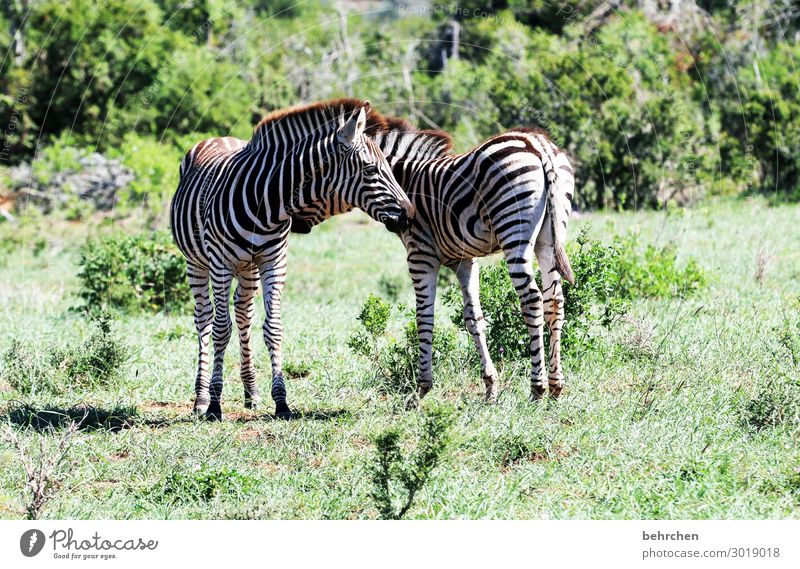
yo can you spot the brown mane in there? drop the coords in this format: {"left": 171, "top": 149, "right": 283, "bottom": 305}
{"left": 252, "top": 98, "right": 390, "bottom": 141}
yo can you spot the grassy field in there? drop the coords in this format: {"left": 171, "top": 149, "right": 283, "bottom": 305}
{"left": 0, "top": 198, "right": 798, "bottom": 519}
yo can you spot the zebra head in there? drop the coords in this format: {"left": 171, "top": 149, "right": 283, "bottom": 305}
{"left": 325, "top": 104, "right": 415, "bottom": 234}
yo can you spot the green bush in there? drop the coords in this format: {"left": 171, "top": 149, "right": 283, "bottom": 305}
{"left": 348, "top": 295, "right": 462, "bottom": 395}
{"left": 20, "top": 0, "right": 174, "bottom": 147}
{"left": 614, "top": 233, "right": 708, "bottom": 299}
{"left": 76, "top": 232, "right": 190, "bottom": 314}
{"left": 1, "top": 315, "right": 130, "bottom": 394}
{"left": 1, "top": 339, "right": 61, "bottom": 396}
{"left": 107, "top": 134, "right": 184, "bottom": 211}
{"left": 369, "top": 402, "right": 455, "bottom": 519}
{"left": 416, "top": 11, "right": 718, "bottom": 209}
{"left": 705, "top": 40, "right": 800, "bottom": 201}
{"left": 444, "top": 225, "right": 707, "bottom": 362}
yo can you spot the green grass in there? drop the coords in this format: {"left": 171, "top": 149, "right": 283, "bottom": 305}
{"left": 0, "top": 198, "right": 798, "bottom": 519}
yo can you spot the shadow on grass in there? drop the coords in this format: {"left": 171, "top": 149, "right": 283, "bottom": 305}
{"left": 268, "top": 408, "right": 351, "bottom": 422}
{"left": 2, "top": 402, "right": 352, "bottom": 431}
{"left": 3, "top": 403, "right": 139, "bottom": 433}
{"left": 223, "top": 408, "right": 352, "bottom": 423}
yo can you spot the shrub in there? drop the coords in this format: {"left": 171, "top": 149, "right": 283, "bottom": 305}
{"left": 713, "top": 41, "right": 800, "bottom": 201}
{"left": 614, "top": 233, "right": 708, "bottom": 299}
{"left": 1, "top": 314, "right": 130, "bottom": 394}
{"left": 1, "top": 340, "right": 60, "bottom": 396}
{"left": 348, "top": 296, "right": 461, "bottom": 395}
{"left": 443, "top": 225, "right": 707, "bottom": 362}
{"left": 76, "top": 232, "right": 190, "bottom": 314}
{"left": 49, "top": 314, "right": 130, "bottom": 388}
{"left": 107, "top": 134, "right": 184, "bottom": 211}
{"left": 20, "top": 0, "right": 173, "bottom": 147}
{"left": 369, "top": 402, "right": 455, "bottom": 519}
{"left": 416, "top": 11, "right": 718, "bottom": 208}
{"left": 1, "top": 420, "right": 80, "bottom": 520}
{"left": 443, "top": 260, "right": 530, "bottom": 362}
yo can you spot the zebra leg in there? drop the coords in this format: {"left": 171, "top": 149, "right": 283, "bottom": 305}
{"left": 502, "top": 243, "right": 547, "bottom": 400}
{"left": 450, "top": 259, "right": 499, "bottom": 403}
{"left": 188, "top": 263, "right": 213, "bottom": 416}
{"left": 234, "top": 269, "right": 261, "bottom": 409}
{"left": 257, "top": 257, "right": 291, "bottom": 419}
{"left": 536, "top": 235, "right": 566, "bottom": 398}
{"left": 207, "top": 264, "right": 234, "bottom": 421}
{"left": 408, "top": 256, "right": 440, "bottom": 408}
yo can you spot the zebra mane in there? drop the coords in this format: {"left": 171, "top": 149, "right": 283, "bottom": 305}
{"left": 251, "top": 98, "right": 390, "bottom": 144}
{"left": 375, "top": 117, "right": 454, "bottom": 161}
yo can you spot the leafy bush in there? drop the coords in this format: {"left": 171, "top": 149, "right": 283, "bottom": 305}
{"left": 348, "top": 295, "right": 461, "bottom": 395}
{"left": 49, "top": 314, "right": 130, "bottom": 387}
{"left": 369, "top": 402, "right": 455, "bottom": 520}
{"left": 76, "top": 232, "right": 190, "bottom": 314}
{"left": 1, "top": 314, "right": 130, "bottom": 394}
{"left": 1, "top": 340, "right": 60, "bottom": 396}
{"left": 19, "top": 0, "right": 174, "bottom": 147}
{"left": 107, "top": 134, "right": 184, "bottom": 211}
{"left": 615, "top": 234, "right": 708, "bottom": 299}
{"left": 712, "top": 41, "right": 800, "bottom": 201}
{"left": 416, "top": 12, "right": 718, "bottom": 208}
{"left": 443, "top": 225, "right": 707, "bottom": 362}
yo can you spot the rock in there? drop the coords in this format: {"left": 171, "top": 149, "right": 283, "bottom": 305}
{"left": 8, "top": 151, "right": 134, "bottom": 213}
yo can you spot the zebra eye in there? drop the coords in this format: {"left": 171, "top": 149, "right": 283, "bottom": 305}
{"left": 363, "top": 165, "right": 378, "bottom": 176}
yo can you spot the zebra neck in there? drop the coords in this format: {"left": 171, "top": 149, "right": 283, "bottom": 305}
{"left": 244, "top": 140, "right": 328, "bottom": 223}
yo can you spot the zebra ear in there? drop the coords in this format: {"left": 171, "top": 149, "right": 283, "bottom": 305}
{"left": 336, "top": 107, "right": 367, "bottom": 150}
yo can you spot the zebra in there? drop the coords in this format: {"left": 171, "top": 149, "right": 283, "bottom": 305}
{"left": 170, "top": 99, "right": 415, "bottom": 420}
{"left": 291, "top": 118, "right": 574, "bottom": 404}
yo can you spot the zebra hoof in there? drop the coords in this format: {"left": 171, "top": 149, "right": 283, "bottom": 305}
{"left": 205, "top": 402, "right": 223, "bottom": 421}
{"left": 549, "top": 383, "right": 564, "bottom": 399}
{"left": 193, "top": 398, "right": 210, "bottom": 416}
{"left": 244, "top": 394, "right": 262, "bottom": 410}
{"left": 530, "top": 383, "right": 547, "bottom": 401}
{"left": 275, "top": 402, "right": 294, "bottom": 420}
{"left": 405, "top": 394, "right": 419, "bottom": 411}
{"left": 484, "top": 376, "right": 498, "bottom": 404}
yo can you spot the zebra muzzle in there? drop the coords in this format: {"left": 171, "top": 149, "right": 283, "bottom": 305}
{"left": 384, "top": 209, "right": 411, "bottom": 234}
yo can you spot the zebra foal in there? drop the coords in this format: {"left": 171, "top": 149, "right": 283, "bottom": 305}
{"left": 292, "top": 118, "right": 575, "bottom": 404}
{"left": 170, "top": 99, "right": 414, "bottom": 420}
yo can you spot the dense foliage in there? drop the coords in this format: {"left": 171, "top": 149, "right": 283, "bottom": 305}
{"left": 1, "top": 0, "right": 798, "bottom": 213}
{"left": 76, "top": 231, "right": 191, "bottom": 314}
{"left": 443, "top": 226, "right": 708, "bottom": 362}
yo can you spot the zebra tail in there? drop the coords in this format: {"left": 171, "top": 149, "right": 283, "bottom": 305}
{"left": 541, "top": 146, "right": 575, "bottom": 286}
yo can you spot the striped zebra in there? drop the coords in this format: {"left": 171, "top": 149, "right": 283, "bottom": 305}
{"left": 292, "top": 118, "right": 574, "bottom": 404}
{"left": 170, "top": 99, "right": 414, "bottom": 420}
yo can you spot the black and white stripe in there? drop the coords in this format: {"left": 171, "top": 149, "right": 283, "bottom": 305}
{"left": 293, "top": 119, "right": 575, "bottom": 403}
{"left": 170, "top": 99, "right": 413, "bottom": 420}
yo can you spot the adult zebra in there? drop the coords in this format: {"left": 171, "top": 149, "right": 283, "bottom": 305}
{"left": 170, "top": 99, "right": 414, "bottom": 420}
{"left": 292, "top": 118, "right": 574, "bottom": 404}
